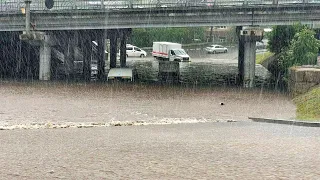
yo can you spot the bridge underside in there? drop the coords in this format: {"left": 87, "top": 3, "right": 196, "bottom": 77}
{"left": 0, "top": 29, "right": 130, "bottom": 81}
{"left": 1, "top": 5, "right": 320, "bottom": 31}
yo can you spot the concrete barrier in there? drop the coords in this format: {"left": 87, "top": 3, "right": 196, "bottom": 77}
{"left": 249, "top": 117, "right": 320, "bottom": 127}
{"left": 288, "top": 66, "right": 320, "bottom": 96}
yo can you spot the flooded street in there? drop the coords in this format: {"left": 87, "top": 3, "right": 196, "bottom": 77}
{"left": 1, "top": 1, "right": 318, "bottom": 178}
{"left": 1, "top": 122, "right": 320, "bottom": 179}
{"left": 0, "top": 81, "right": 295, "bottom": 128}
{"left": 0, "top": 47, "right": 299, "bottom": 179}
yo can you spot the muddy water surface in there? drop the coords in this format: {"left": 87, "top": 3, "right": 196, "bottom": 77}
{"left": 0, "top": 81, "right": 295, "bottom": 129}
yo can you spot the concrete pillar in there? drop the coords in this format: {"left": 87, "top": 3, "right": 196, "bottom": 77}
{"left": 39, "top": 36, "right": 51, "bottom": 80}
{"left": 240, "top": 27, "right": 264, "bottom": 88}
{"left": 236, "top": 26, "right": 244, "bottom": 85}
{"left": 25, "top": 0, "right": 31, "bottom": 35}
{"left": 109, "top": 30, "right": 117, "bottom": 68}
{"left": 65, "top": 31, "right": 75, "bottom": 78}
{"left": 100, "top": 0, "right": 104, "bottom": 9}
{"left": 97, "top": 29, "right": 106, "bottom": 81}
{"left": 120, "top": 29, "right": 127, "bottom": 68}
{"left": 81, "top": 31, "right": 92, "bottom": 82}
{"left": 243, "top": 39, "right": 256, "bottom": 88}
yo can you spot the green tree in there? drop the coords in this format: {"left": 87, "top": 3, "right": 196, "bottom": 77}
{"left": 285, "top": 28, "right": 320, "bottom": 68}
{"left": 267, "top": 24, "right": 305, "bottom": 54}
{"left": 267, "top": 26, "right": 319, "bottom": 90}
{"left": 131, "top": 27, "right": 206, "bottom": 47}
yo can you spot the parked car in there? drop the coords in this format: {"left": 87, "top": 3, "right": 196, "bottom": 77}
{"left": 256, "top": 41, "right": 266, "bottom": 50}
{"left": 205, "top": 44, "right": 228, "bottom": 54}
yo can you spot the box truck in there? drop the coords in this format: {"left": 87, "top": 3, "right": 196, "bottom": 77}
{"left": 152, "top": 42, "right": 190, "bottom": 62}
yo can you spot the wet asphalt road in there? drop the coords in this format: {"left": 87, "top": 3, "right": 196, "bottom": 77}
{"left": 0, "top": 121, "right": 319, "bottom": 179}
{"left": 127, "top": 46, "right": 240, "bottom": 63}
{"left": 107, "top": 47, "right": 271, "bottom": 85}
{"left": 127, "top": 46, "right": 267, "bottom": 63}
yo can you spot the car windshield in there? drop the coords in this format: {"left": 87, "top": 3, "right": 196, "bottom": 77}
{"left": 173, "top": 49, "right": 187, "bottom": 55}
{"left": 1, "top": 1, "right": 319, "bottom": 179}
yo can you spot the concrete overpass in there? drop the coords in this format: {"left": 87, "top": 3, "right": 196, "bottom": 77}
{"left": 1, "top": 4, "right": 320, "bottom": 31}
{"left": 1, "top": 0, "right": 320, "bottom": 87}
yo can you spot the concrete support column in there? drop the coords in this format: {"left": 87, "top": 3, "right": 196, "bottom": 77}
{"left": 109, "top": 30, "right": 117, "bottom": 68}
{"left": 39, "top": 36, "right": 51, "bottom": 80}
{"left": 100, "top": 0, "right": 104, "bottom": 9}
{"left": 81, "top": 31, "right": 92, "bottom": 82}
{"left": 236, "top": 26, "right": 244, "bottom": 85}
{"left": 120, "top": 29, "right": 127, "bottom": 68}
{"left": 65, "top": 31, "right": 75, "bottom": 78}
{"left": 25, "top": 0, "right": 31, "bottom": 35}
{"left": 97, "top": 29, "right": 106, "bottom": 81}
{"left": 243, "top": 39, "right": 256, "bottom": 88}
{"left": 240, "top": 27, "right": 264, "bottom": 88}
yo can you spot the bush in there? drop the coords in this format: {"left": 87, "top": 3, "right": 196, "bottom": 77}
{"left": 267, "top": 27, "right": 320, "bottom": 90}
{"left": 131, "top": 27, "right": 206, "bottom": 47}
{"left": 294, "top": 87, "right": 320, "bottom": 120}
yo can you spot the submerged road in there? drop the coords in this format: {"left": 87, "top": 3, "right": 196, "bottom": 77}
{"left": 0, "top": 81, "right": 305, "bottom": 179}
{"left": 0, "top": 82, "right": 295, "bottom": 127}
{"left": 0, "top": 122, "right": 319, "bottom": 179}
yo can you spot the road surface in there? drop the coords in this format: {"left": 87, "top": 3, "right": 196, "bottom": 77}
{"left": 0, "top": 122, "right": 319, "bottom": 179}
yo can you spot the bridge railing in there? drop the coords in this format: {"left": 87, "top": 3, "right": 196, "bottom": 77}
{"left": 0, "top": 0, "right": 315, "bottom": 12}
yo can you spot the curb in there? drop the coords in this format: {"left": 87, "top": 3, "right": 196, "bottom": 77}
{"left": 249, "top": 117, "right": 320, "bottom": 127}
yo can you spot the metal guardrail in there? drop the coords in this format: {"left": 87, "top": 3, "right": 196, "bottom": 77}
{"left": 0, "top": 0, "right": 317, "bottom": 12}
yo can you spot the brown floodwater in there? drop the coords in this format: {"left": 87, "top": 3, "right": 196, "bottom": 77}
{"left": 0, "top": 81, "right": 295, "bottom": 129}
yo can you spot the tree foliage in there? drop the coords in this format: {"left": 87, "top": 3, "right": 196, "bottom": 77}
{"left": 268, "top": 27, "right": 320, "bottom": 88}
{"left": 267, "top": 24, "right": 305, "bottom": 54}
{"left": 130, "top": 27, "right": 206, "bottom": 47}
{"left": 286, "top": 28, "right": 320, "bottom": 66}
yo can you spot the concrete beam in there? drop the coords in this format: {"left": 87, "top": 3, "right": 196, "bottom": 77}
{"left": 2, "top": 5, "right": 320, "bottom": 31}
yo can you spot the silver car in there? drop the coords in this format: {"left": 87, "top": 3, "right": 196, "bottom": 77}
{"left": 205, "top": 44, "right": 228, "bottom": 54}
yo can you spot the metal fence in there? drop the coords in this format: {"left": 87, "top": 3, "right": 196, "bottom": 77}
{"left": 0, "top": 0, "right": 316, "bottom": 12}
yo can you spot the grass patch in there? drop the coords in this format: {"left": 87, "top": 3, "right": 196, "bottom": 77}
{"left": 256, "top": 51, "right": 274, "bottom": 64}
{"left": 294, "top": 87, "right": 320, "bottom": 121}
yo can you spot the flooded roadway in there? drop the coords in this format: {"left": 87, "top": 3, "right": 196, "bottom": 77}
{"left": 0, "top": 81, "right": 295, "bottom": 129}
{"left": 0, "top": 47, "right": 303, "bottom": 179}
{"left": 1, "top": 122, "right": 319, "bottom": 179}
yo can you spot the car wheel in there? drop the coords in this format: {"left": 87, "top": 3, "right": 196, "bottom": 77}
{"left": 140, "top": 54, "right": 145, "bottom": 58}
{"left": 224, "top": 50, "right": 227, "bottom": 53}
{"left": 212, "top": 51, "right": 216, "bottom": 54}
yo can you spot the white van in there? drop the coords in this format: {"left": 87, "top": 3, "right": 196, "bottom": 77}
{"left": 126, "top": 45, "right": 147, "bottom": 57}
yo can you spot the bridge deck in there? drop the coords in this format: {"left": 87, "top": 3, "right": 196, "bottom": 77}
{"left": 1, "top": 1, "right": 320, "bottom": 31}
